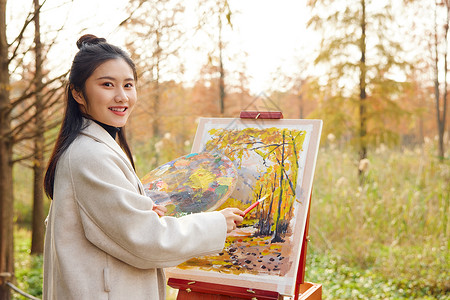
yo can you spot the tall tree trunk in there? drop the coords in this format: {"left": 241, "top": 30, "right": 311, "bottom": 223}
{"left": 359, "top": 0, "right": 367, "bottom": 179}
{"left": 218, "top": 14, "right": 225, "bottom": 115}
{"left": 434, "top": 0, "right": 441, "bottom": 156}
{"left": 439, "top": 1, "right": 449, "bottom": 161}
{"left": 0, "top": 0, "right": 14, "bottom": 297}
{"left": 433, "top": 0, "right": 447, "bottom": 162}
{"left": 298, "top": 93, "right": 304, "bottom": 119}
{"left": 31, "top": 0, "right": 45, "bottom": 255}
{"left": 152, "top": 29, "right": 161, "bottom": 167}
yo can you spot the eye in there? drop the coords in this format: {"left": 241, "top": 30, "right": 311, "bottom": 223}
{"left": 124, "top": 83, "right": 134, "bottom": 88}
{"left": 103, "top": 82, "right": 113, "bottom": 87}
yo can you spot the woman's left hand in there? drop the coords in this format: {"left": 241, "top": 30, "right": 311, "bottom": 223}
{"left": 152, "top": 204, "right": 167, "bottom": 217}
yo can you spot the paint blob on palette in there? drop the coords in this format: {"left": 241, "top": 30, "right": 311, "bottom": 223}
{"left": 141, "top": 152, "right": 238, "bottom": 216}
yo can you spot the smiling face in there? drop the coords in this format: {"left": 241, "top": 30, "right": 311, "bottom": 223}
{"left": 72, "top": 58, "right": 137, "bottom": 128}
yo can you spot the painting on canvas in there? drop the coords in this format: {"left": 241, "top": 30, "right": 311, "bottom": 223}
{"left": 166, "top": 117, "right": 322, "bottom": 296}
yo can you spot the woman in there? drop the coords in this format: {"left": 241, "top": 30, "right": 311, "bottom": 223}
{"left": 43, "top": 34, "right": 243, "bottom": 300}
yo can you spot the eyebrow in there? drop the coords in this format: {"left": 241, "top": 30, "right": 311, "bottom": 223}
{"left": 96, "top": 76, "right": 135, "bottom": 81}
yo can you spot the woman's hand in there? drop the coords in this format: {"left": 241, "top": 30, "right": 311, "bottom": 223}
{"left": 219, "top": 208, "right": 244, "bottom": 233}
{"left": 152, "top": 204, "right": 168, "bottom": 217}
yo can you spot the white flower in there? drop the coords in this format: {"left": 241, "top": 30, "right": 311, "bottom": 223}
{"left": 358, "top": 158, "right": 370, "bottom": 172}
{"left": 376, "top": 143, "right": 386, "bottom": 154}
{"left": 154, "top": 140, "right": 163, "bottom": 153}
{"left": 335, "top": 176, "right": 347, "bottom": 187}
{"left": 327, "top": 133, "right": 336, "bottom": 143}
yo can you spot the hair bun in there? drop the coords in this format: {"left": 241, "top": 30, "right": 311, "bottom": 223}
{"left": 76, "top": 34, "right": 107, "bottom": 49}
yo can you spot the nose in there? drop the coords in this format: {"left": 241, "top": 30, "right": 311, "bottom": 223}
{"left": 114, "top": 87, "right": 128, "bottom": 103}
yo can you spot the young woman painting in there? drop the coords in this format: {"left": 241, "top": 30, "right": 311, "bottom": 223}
{"left": 43, "top": 34, "right": 243, "bottom": 300}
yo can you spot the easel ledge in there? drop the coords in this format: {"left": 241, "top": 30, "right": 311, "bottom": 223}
{"left": 168, "top": 111, "right": 322, "bottom": 299}
{"left": 168, "top": 278, "right": 322, "bottom": 300}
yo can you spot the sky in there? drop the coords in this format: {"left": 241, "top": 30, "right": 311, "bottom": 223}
{"left": 7, "top": 0, "right": 318, "bottom": 94}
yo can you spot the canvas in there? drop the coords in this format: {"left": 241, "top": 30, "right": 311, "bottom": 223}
{"left": 166, "top": 117, "right": 322, "bottom": 297}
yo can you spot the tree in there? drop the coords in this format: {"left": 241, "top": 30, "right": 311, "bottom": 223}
{"left": 0, "top": 0, "right": 14, "bottom": 297}
{"left": 121, "top": 0, "right": 185, "bottom": 167}
{"left": 432, "top": 0, "right": 449, "bottom": 161}
{"left": 30, "top": 0, "right": 45, "bottom": 255}
{"left": 307, "top": 0, "right": 411, "bottom": 174}
{"left": 10, "top": 0, "right": 66, "bottom": 256}
{"left": 0, "top": 1, "right": 66, "bottom": 295}
{"left": 196, "top": 0, "right": 234, "bottom": 115}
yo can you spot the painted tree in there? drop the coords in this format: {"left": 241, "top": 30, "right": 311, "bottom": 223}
{"left": 307, "top": 0, "right": 411, "bottom": 175}
{"left": 205, "top": 127, "right": 306, "bottom": 243}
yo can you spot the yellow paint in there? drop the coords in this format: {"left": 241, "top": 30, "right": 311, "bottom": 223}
{"left": 189, "top": 168, "right": 215, "bottom": 190}
{"left": 216, "top": 177, "right": 234, "bottom": 186}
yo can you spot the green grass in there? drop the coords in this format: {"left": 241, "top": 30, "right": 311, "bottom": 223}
{"left": 13, "top": 228, "right": 43, "bottom": 300}
{"left": 12, "top": 142, "right": 449, "bottom": 299}
{"left": 308, "top": 142, "right": 449, "bottom": 299}
{"left": 305, "top": 249, "right": 449, "bottom": 299}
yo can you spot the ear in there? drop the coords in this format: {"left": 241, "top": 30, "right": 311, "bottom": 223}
{"left": 71, "top": 86, "right": 86, "bottom": 107}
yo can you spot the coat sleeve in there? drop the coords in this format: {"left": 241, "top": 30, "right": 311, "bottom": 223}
{"left": 66, "top": 138, "right": 228, "bottom": 269}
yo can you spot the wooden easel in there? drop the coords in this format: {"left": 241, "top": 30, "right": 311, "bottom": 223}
{"left": 168, "top": 112, "right": 322, "bottom": 300}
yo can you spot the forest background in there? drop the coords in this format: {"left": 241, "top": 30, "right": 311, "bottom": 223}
{"left": 0, "top": 0, "right": 449, "bottom": 299}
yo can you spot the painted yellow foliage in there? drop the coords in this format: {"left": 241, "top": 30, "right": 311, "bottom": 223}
{"left": 205, "top": 127, "right": 307, "bottom": 240}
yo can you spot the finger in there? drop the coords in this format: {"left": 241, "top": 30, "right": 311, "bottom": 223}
{"left": 156, "top": 205, "right": 168, "bottom": 212}
{"left": 154, "top": 209, "right": 164, "bottom": 217}
{"left": 230, "top": 208, "right": 245, "bottom": 216}
{"left": 153, "top": 206, "right": 166, "bottom": 216}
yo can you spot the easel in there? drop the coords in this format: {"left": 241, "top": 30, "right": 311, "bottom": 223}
{"left": 168, "top": 112, "right": 322, "bottom": 300}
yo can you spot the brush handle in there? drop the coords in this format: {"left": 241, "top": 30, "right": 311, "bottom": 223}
{"left": 243, "top": 201, "right": 260, "bottom": 215}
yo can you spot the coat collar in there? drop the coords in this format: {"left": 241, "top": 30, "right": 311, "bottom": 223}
{"left": 80, "top": 118, "right": 134, "bottom": 172}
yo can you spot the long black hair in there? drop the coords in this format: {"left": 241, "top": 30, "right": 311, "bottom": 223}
{"left": 44, "top": 34, "right": 137, "bottom": 199}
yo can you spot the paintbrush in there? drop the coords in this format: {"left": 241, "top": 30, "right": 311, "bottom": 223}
{"left": 243, "top": 194, "right": 268, "bottom": 216}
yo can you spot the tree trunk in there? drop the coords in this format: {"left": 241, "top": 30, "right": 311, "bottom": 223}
{"left": 152, "top": 30, "right": 161, "bottom": 167}
{"left": 218, "top": 14, "right": 225, "bottom": 115}
{"left": 31, "top": 0, "right": 45, "bottom": 255}
{"left": 298, "top": 93, "right": 304, "bottom": 119}
{"left": 359, "top": 0, "right": 367, "bottom": 179}
{"left": 438, "top": 2, "right": 449, "bottom": 161}
{"left": 433, "top": 0, "right": 447, "bottom": 162}
{"left": 0, "top": 0, "right": 14, "bottom": 297}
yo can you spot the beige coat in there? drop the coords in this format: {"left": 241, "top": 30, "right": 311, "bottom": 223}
{"left": 43, "top": 120, "right": 227, "bottom": 300}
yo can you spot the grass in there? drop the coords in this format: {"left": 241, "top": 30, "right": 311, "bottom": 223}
{"left": 12, "top": 228, "right": 43, "bottom": 300}
{"left": 12, "top": 142, "right": 449, "bottom": 299}
{"left": 308, "top": 141, "right": 449, "bottom": 299}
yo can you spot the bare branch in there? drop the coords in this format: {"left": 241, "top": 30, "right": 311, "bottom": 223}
{"left": 10, "top": 91, "right": 63, "bottom": 140}
{"left": 12, "top": 117, "right": 61, "bottom": 145}
{"left": 8, "top": 11, "right": 34, "bottom": 62}
{"left": 9, "top": 72, "right": 67, "bottom": 114}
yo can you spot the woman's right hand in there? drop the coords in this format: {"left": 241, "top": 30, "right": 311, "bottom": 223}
{"left": 219, "top": 208, "right": 244, "bottom": 233}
